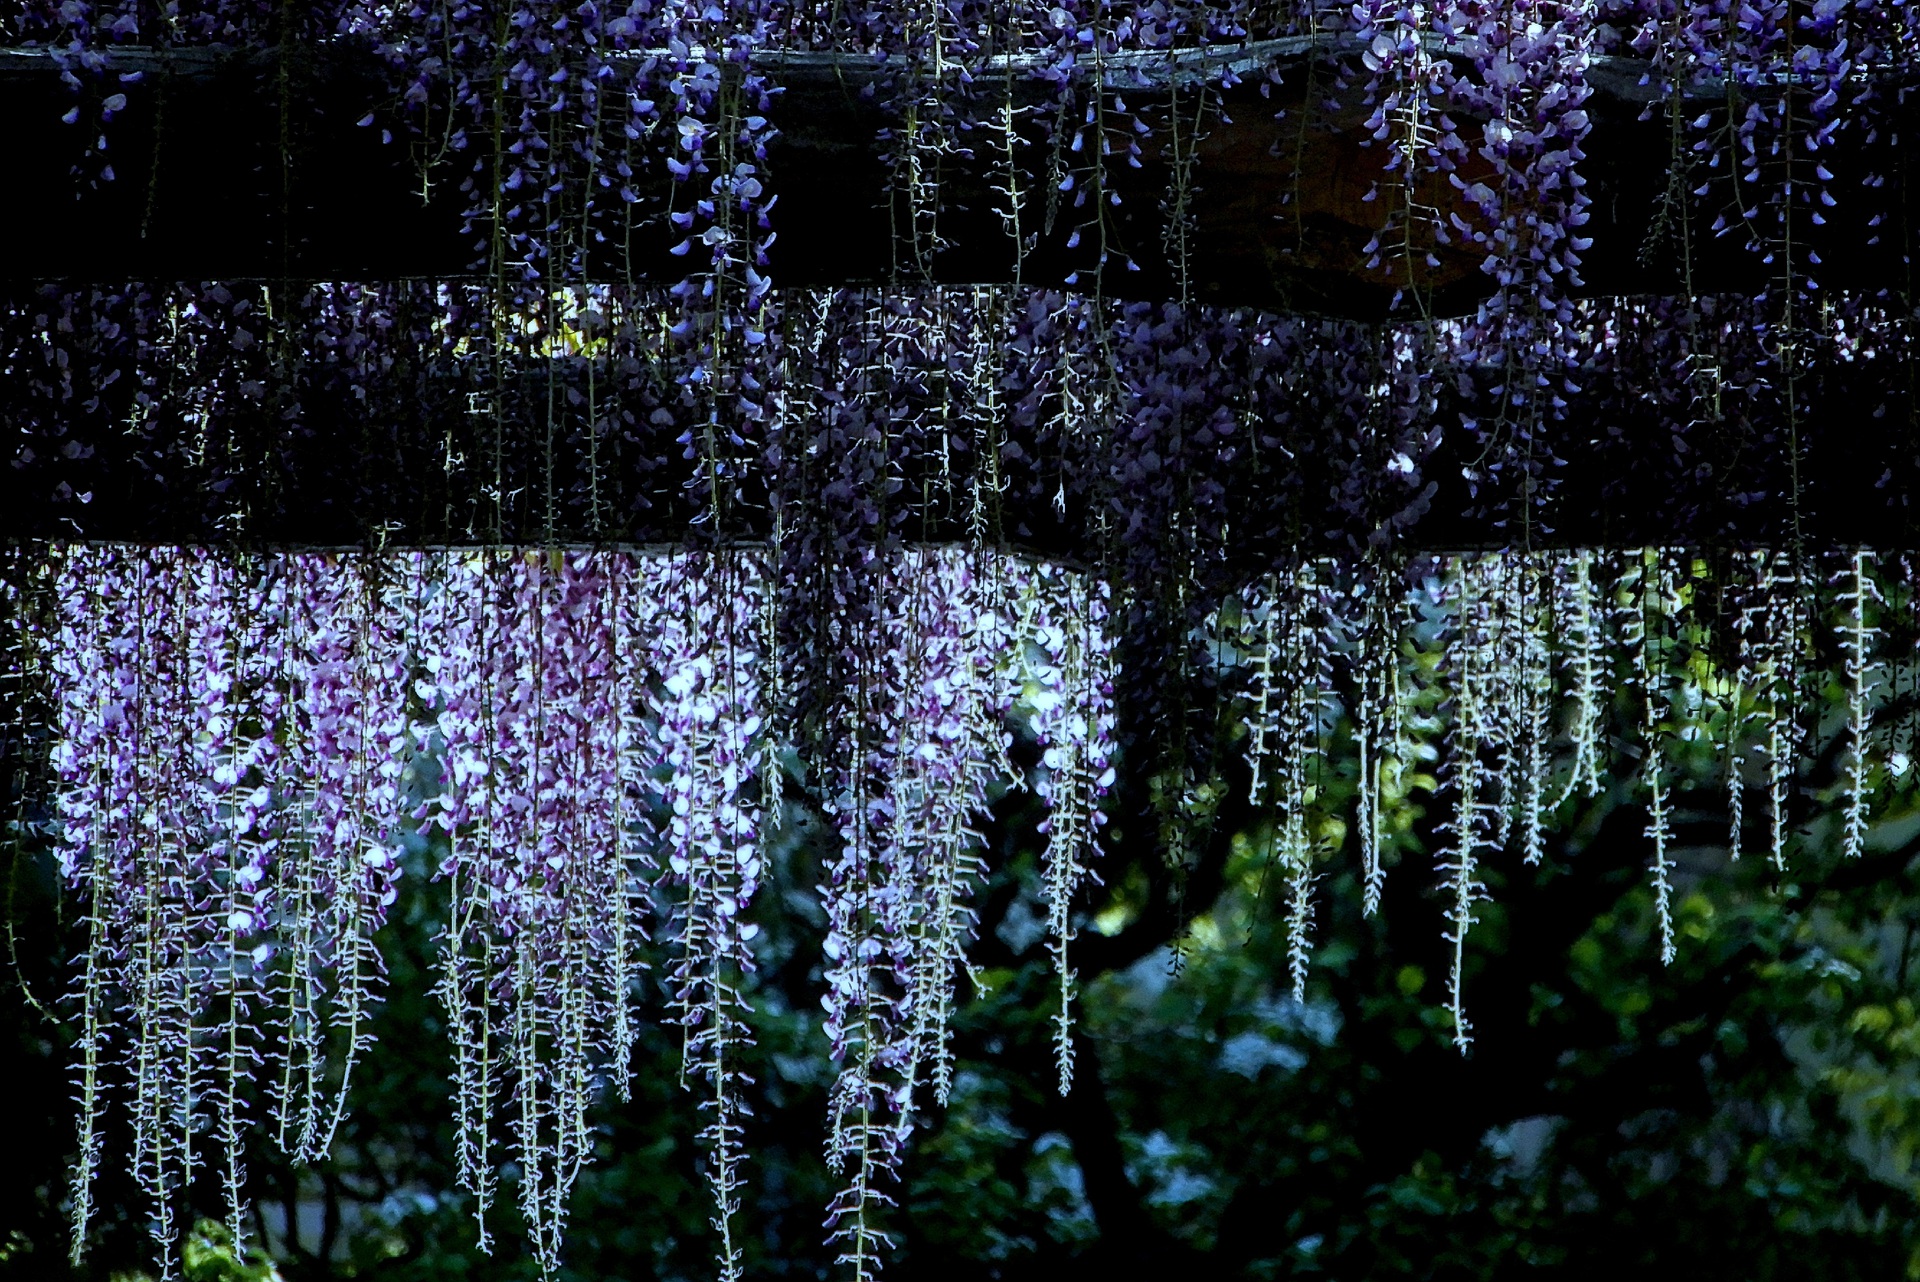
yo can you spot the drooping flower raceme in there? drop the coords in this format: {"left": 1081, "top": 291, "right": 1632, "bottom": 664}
{"left": 646, "top": 551, "right": 767, "bottom": 1282}
{"left": 273, "top": 553, "right": 412, "bottom": 1168}
{"left": 30, "top": 539, "right": 1914, "bottom": 1279}
{"left": 1241, "top": 564, "right": 1332, "bottom": 1003}
{"left": 1006, "top": 558, "right": 1116, "bottom": 1095}
{"left": 816, "top": 548, "right": 1070, "bottom": 1279}
{"left": 48, "top": 547, "right": 410, "bottom": 1279}
{"left": 416, "top": 549, "right": 651, "bottom": 1274}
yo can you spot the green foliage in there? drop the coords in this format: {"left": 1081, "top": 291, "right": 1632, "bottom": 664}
{"left": 183, "top": 1221, "right": 281, "bottom": 1282}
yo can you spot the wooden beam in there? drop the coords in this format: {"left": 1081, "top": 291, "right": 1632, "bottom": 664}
{"left": 1, "top": 40, "right": 1908, "bottom": 315}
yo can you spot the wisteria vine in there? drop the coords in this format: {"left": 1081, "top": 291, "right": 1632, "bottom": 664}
{"left": 19, "top": 539, "right": 1912, "bottom": 1276}
{"left": 8, "top": 0, "right": 1920, "bottom": 1279}
{"left": 27, "top": 543, "right": 1122, "bottom": 1279}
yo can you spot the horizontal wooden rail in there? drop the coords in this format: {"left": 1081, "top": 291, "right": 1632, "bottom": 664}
{"left": 1, "top": 40, "right": 1911, "bottom": 315}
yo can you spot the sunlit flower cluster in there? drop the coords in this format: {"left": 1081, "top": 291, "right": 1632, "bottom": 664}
{"left": 32, "top": 542, "right": 1117, "bottom": 1280}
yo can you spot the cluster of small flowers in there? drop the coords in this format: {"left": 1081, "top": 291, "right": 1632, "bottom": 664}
{"left": 1238, "top": 563, "right": 1332, "bottom": 1003}
{"left": 1219, "top": 547, "right": 1896, "bottom": 1053}
{"left": 1006, "top": 558, "right": 1115, "bottom": 1091}
{"left": 415, "top": 549, "right": 654, "bottom": 1269}
{"left": 33, "top": 541, "right": 1117, "bottom": 1280}
{"left": 48, "top": 545, "right": 409, "bottom": 1278}
{"left": 814, "top": 549, "right": 1110, "bottom": 1278}
{"left": 646, "top": 551, "right": 766, "bottom": 1282}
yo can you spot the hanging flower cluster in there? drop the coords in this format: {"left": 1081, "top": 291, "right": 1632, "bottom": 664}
{"left": 645, "top": 551, "right": 766, "bottom": 1281}
{"left": 1239, "top": 562, "right": 1334, "bottom": 1003}
{"left": 48, "top": 546, "right": 410, "bottom": 1276}
{"left": 13, "top": 281, "right": 1918, "bottom": 567}
{"left": 1210, "top": 546, "right": 1904, "bottom": 1052}
{"left": 8, "top": 0, "right": 1905, "bottom": 422}
{"left": 30, "top": 536, "right": 1914, "bottom": 1275}
{"left": 20, "top": 539, "right": 1920, "bottom": 1275}
{"left": 811, "top": 549, "right": 1114, "bottom": 1276}
{"left": 28, "top": 542, "right": 1115, "bottom": 1280}
{"left": 416, "top": 549, "right": 655, "bottom": 1266}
